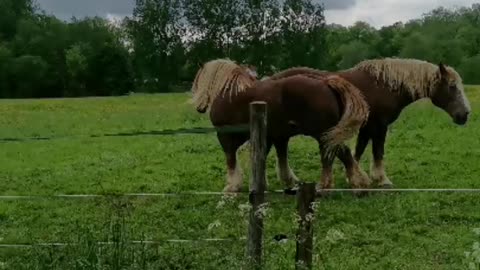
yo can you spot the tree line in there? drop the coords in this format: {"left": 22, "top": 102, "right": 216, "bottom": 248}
{"left": 0, "top": 0, "right": 479, "bottom": 98}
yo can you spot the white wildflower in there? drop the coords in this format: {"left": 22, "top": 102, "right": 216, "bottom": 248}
{"left": 304, "top": 213, "right": 315, "bottom": 223}
{"left": 311, "top": 201, "right": 321, "bottom": 212}
{"left": 207, "top": 220, "right": 222, "bottom": 231}
{"left": 255, "top": 203, "right": 270, "bottom": 219}
{"left": 325, "top": 229, "right": 346, "bottom": 244}
{"left": 216, "top": 200, "right": 226, "bottom": 209}
{"left": 292, "top": 213, "right": 302, "bottom": 224}
{"left": 238, "top": 202, "right": 252, "bottom": 217}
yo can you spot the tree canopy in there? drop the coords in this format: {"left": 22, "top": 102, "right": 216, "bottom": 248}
{"left": 0, "top": 0, "right": 479, "bottom": 98}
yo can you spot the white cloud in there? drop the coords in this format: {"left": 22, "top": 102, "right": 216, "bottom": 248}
{"left": 325, "top": 0, "right": 478, "bottom": 28}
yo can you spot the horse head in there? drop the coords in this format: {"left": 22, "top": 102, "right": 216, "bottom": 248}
{"left": 431, "top": 63, "right": 471, "bottom": 125}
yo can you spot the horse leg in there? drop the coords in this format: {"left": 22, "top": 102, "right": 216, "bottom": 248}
{"left": 354, "top": 128, "right": 370, "bottom": 162}
{"left": 274, "top": 138, "right": 299, "bottom": 191}
{"left": 317, "top": 145, "right": 335, "bottom": 193}
{"left": 217, "top": 133, "right": 248, "bottom": 193}
{"left": 336, "top": 145, "right": 371, "bottom": 189}
{"left": 371, "top": 126, "right": 393, "bottom": 188}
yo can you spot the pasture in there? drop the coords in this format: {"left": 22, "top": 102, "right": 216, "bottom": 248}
{"left": 0, "top": 86, "right": 480, "bottom": 269}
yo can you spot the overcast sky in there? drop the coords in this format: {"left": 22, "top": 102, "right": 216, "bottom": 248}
{"left": 36, "top": 0, "right": 478, "bottom": 28}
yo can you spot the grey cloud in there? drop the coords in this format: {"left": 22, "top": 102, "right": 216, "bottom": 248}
{"left": 36, "top": 0, "right": 356, "bottom": 21}
{"left": 315, "top": 0, "right": 356, "bottom": 10}
{"left": 36, "top": 0, "right": 134, "bottom": 20}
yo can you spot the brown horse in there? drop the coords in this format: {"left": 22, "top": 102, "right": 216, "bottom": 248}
{"left": 268, "top": 58, "right": 472, "bottom": 189}
{"left": 191, "top": 59, "right": 371, "bottom": 193}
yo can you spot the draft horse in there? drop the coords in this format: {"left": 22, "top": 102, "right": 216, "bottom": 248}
{"left": 191, "top": 59, "right": 371, "bottom": 193}
{"left": 268, "top": 58, "right": 472, "bottom": 189}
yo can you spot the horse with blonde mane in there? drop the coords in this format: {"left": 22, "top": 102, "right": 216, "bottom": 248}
{"left": 191, "top": 59, "right": 371, "bottom": 193}
{"left": 268, "top": 58, "right": 472, "bottom": 190}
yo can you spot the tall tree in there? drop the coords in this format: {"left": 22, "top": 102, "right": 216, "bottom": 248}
{"left": 280, "top": 0, "right": 327, "bottom": 69}
{"left": 459, "top": 54, "right": 480, "bottom": 85}
{"left": 0, "top": 0, "right": 34, "bottom": 40}
{"left": 127, "top": 0, "right": 186, "bottom": 92}
{"left": 183, "top": 0, "right": 244, "bottom": 64}
{"left": 0, "top": 44, "right": 13, "bottom": 97}
{"left": 241, "top": 0, "right": 282, "bottom": 74}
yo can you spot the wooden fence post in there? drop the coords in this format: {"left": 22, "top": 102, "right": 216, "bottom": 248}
{"left": 295, "top": 182, "right": 316, "bottom": 270}
{"left": 247, "top": 101, "right": 267, "bottom": 269}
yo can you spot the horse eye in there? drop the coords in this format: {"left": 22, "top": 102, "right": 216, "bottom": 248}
{"left": 449, "top": 85, "right": 456, "bottom": 91}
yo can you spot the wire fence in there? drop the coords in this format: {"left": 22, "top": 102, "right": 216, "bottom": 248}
{"left": 0, "top": 238, "right": 243, "bottom": 249}
{"left": 1, "top": 102, "right": 479, "bottom": 269}
{"left": 1, "top": 188, "right": 480, "bottom": 201}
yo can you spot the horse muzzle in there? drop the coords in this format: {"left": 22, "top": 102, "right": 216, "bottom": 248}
{"left": 196, "top": 107, "right": 207, "bottom": 113}
{"left": 453, "top": 112, "right": 469, "bottom": 125}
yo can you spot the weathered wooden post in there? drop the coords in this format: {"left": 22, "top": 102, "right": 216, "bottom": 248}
{"left": 295, "top": 182, "right": 316, "bottom": 270}
{"left": 247, "top": 101, "right": 267, "bottom": 269}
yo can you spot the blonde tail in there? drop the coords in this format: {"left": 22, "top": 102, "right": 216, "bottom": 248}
{"left": 321, "top": 75, "right": 370, "bottom": 156}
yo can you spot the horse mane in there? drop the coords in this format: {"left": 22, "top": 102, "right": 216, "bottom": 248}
{"left": 191, "top": 59, "right": 256, "bottom": 110}
{"left": 320, "top": 75, "right": 370, "bottom": 155}
{"left": 352, "top": 58, "right": 459, "bottom": 99}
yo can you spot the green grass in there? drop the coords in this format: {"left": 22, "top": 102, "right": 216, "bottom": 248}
{"left": 0, "top": 87, "right": 480, "bottom": 269}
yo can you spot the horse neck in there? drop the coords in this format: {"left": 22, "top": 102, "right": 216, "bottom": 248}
{"left": 391, "top": 84, "right": 419, "bottom": 109}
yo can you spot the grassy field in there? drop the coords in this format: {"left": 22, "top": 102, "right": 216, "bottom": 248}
{"left": 0, "top": 86, "right": 480, "bottom": 269}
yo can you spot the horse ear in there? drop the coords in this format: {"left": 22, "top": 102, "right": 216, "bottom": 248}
{"left": 438, "top": 63, "right": 448, "bottom": 77}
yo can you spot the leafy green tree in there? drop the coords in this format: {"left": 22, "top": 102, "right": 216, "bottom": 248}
{"left": 375, "top": 22, "right": 403, "bottom": 57}
{"left": 280, "top": 0, "right": 327, "bottom": 69}
{"left": 459, "top": 55, "right": 480, "bottom": 85}
{"left": 399, "top": 32, "right": 436, "bottom": 62}
{"left": 89, "top": 42, "right": 133, "bottom": 96}
{"left": 186, "top": 0, "right": 243, "bottom": 50}
{"left": 68, "top": 17, "right": 133, "bottom": 96}
{"left": 127, "top": 0, "right": 186, "bottom": 92}
{"left": 9, "top": 15, "right": 72, "bottom": 96}
{"left": 325, "top": 21, "right": 379, "bottom": 70}
{"left": 240, "top": 0, "right": 282, "bottom": 74}
{"left": 337, "top": 40, "right": 374, "bottom": 69}
{"left": 0, "top": 0, "right": 34, "bottom": 40}
{"left": 9, "top": 55, "right": 48, "bottom": 97}
{"left": 1, "top": 0, "right": 479, "bottom": 97}
{"left": 0, "top": 44, "right": 13, "bottom": 97}
{"left": 65, "top": 43, "right": 89, "bottom": 96}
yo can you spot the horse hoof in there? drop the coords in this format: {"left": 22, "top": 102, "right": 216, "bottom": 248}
{"left": 315, "top": 189, "right": 331, "bottom": 198}
{"left": 352, "top": 190, "right": 370, "bottom": 198}
{"left": 273, "top": 234, "right": 288, "bottom": 243}
{"left": 284, "top": 188, "right": 297, "bottom": 196}
{"left": 222, "top": 186, "right": 242, "bottom": 195}
{"left": 381, "top": 184, "right": 394, "bottom": 189}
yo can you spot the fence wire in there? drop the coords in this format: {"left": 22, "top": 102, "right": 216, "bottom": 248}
{"left": 1, "top": 188, "right": 480, "bottom": 201}
{"left": 2, "top": 116, "right": 479, "bottom": 255}
{"left": 0, "top": 238, "right": 244, "bottom": 249}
